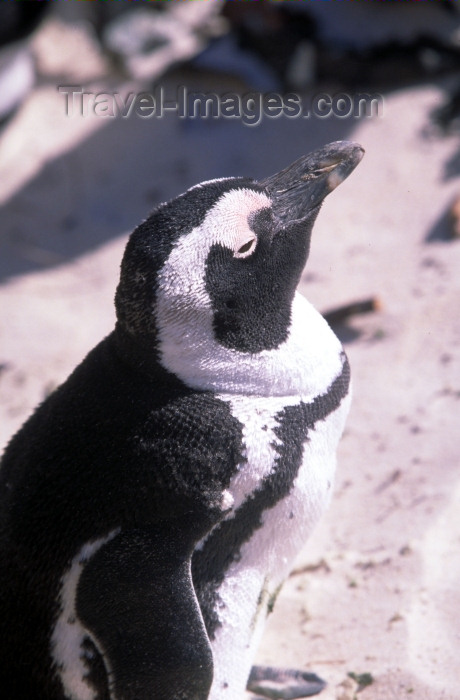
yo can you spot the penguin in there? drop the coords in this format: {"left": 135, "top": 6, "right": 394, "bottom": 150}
{"left": 0, "top": 140, "right": 363, "bottom": 700}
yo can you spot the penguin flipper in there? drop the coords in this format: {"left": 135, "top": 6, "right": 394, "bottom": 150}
{"left": 76, "top": 526, "right": 213, "bottom": 700}
{"left": 247, "top": 666, "right": 326, "bottom": 699}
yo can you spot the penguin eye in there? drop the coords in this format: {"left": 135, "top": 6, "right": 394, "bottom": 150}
{"left": 234, "top": 237, "right": 257, "bottom": 259}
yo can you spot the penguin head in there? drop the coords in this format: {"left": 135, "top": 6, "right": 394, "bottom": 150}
{"left": 115, "top": 141, "right": 363, "bottom": 389}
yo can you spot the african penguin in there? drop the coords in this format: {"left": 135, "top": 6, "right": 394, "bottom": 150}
{"left": 0, "top": 140, "right": 363, "bottom": 700}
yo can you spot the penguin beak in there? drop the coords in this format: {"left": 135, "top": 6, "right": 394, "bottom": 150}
{"left": 261, "top": 141, "right": 364, "bottom": 225}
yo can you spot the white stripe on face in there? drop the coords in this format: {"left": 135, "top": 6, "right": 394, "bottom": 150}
{"left": 155, "top": 188, "right": 344, "bottom": 397}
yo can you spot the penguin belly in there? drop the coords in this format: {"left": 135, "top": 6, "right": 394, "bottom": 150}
{"left": 193, "top": 360, "right": 351, "bottom": 700}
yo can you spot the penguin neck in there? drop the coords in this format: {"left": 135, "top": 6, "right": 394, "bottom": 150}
{"left": 156, "top": 293, "right": 345, "bottom": 400}
{"left": 113, "top": 325, "right": 189, "bottom": 393}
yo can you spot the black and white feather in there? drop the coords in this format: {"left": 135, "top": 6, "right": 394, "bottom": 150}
{"left": 0, "top": 141, "right": 363, "bottom": 700}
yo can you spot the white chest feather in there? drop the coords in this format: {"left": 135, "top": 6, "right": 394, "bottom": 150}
{"left": 221, "top": 390, "right": 350, "bottom": 559}
{"left": 206, "top": 356, "right": 351, "bottom": 700}
{"left": 51, "top": 530, "right": 120, "bottom": 700}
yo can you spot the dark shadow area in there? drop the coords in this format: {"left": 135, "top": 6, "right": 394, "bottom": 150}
{"left": 324, "top": 322, "right": 363, "bottom": 345}
{"left": 430, "top": 83, "right": 460, "bottom": 182}
{"left": 425, "top": 202, "right": 454, "bottom": 242}
{"left": 442, "top": 145, "right": 460, "bottom": 180}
